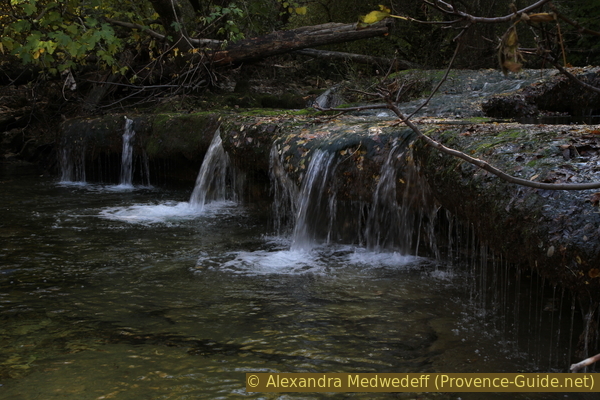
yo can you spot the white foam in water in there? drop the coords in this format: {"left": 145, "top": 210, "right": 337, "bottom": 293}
{"left": 218, "top": 249, "right": 326, "bottom": 275}
{"left": 99, "top": 200, "right": 238, "bottom": 224}
{"left": 197, "top": 240, "right": 430, "bottom": 276}
{"left": 57, "top": 181, "right": 89, "bottom": 187}
{"left": 347, "top": 248, "right": 419, "bottom": 268}
{"left": 106, "top": 183, "right": 137, "bottom": 192}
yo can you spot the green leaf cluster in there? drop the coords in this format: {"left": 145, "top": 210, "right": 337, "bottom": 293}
{"left": 199, "top": 3, "right": 246, "bottom": 42}
{"left": 0, "top": 0, "right": 155, "bottom": 75}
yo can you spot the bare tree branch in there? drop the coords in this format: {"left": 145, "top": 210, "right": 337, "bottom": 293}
{"left": 550, "top": 4, "right": 600, "bottom": 37}
{"left": 570, "top": 353, "right": 600, "bottom": 372}
{"left": 407, "top": 31, "right": 464, "bottom": 119}
{"left": 388, "top": 102, "right": 600, "bottom": 190}
{"left": 104, "top": 17, "right": 222, "bottom": 47}
{"left": 421, "top": 0, "right": 553, "bottom": 23}
{"left": 314, "top": 22, "right": 600, "bottom": 192}
{"left": 544, "top": 57, "right": 600, "bottom": 94}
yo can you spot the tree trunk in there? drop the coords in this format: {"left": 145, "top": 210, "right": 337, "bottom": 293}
{"left": 295, "top": 48, "right": 420, "bottom": 70}
{"left": 209, "top": 20, "right": 393, "bottom": 66}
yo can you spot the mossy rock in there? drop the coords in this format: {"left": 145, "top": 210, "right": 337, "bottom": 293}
{"left": 147, "top": 113, "right": 220, "bottom": 159}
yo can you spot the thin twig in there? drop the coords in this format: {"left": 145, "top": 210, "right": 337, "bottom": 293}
{"left": 421, "top": 0, "right": 553, "bottom": 23}
{"left": 407, "top": 33, "right": 464, "bottom": 119}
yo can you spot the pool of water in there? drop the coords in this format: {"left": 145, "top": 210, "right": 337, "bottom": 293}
{"left": 0, "top": 163, "right": 591, "bottom": 400}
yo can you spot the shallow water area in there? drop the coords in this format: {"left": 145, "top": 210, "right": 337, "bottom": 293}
{"left": 0, "top": 163, "right": 591, "bottom": 400}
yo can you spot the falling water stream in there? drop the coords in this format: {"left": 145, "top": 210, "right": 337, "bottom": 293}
{"left": 0, "top": 136, "right": 596, "bottom": 399}
{"left": 118, "top": 117, "right": 136, "bottom": 188}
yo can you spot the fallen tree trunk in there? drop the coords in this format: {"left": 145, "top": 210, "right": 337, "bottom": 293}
{"left": 295, "top": 48, "right": 420, "bottom": 70}
{"left": 209, "top": 20, "right": 392, "bottom": 66}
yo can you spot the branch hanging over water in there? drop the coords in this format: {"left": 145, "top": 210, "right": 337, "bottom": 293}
{"left": 315, "top": 88, "right": 600, "bottom": 190}
{"left": 314, "top": 2, "right": 600, "bottom": 191}
{"left": 570, "top": 353, "right": 600, "bottom": 372}
{"left": 385, "top": 102, "right": 600, "bottom": 190}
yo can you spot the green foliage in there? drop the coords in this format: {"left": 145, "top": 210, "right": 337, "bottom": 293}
{"left": 0, "top": 0, "right": 158, "bottom": 74}
{"left": 199, "top": 3, "right": 245, "bottom": 42}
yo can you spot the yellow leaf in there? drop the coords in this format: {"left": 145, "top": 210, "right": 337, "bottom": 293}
{"left": 295, "top": 6, "right": 307, "bottom": 15}
{"left": 32, "top": 49, "right": 41, "bottom": 59}
{"left": 527, "top": 13, "right": 555, "bottom": 23}
{"left": 378, "top": 5, "right": 391, "bottom": 13}
{"left": 173, "top": 48, "right": 179, "bottom": 57}
{"left": 361, "top": 10, "right": 390, "bottom": 24}
{"left": 505, "top": 27, "right": 519, "bottom": 47}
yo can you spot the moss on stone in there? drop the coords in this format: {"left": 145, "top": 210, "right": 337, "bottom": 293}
{"left": 147, "top": 112, "right": 220, "bottom": 158}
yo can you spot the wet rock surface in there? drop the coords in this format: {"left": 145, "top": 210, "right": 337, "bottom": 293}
{"left": 482, "top": 66, "right": 600, "bottom": 118}
{"left": 222, "top": 114, "right": 414, "bottom": 200}
{"left": 356, "top": 69, "right": 555, "bottom": 119}
{"left": 413, "top": 121, "right": 600, "bottom": 300}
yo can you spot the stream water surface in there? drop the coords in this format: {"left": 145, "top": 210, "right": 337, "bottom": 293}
{"left": 0, "top": 163, "right": 591, "bottom": 400}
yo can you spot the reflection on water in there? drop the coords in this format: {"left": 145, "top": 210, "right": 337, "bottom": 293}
{"left": 0, "top": 163, "right": 590, "bottom": 400}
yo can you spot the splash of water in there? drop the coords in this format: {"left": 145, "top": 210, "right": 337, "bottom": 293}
{"left": 189, "top": 128, "right": 232, "bottom": 210}
{"left": 119, "top": 117, "right": 135, "bottom": 187}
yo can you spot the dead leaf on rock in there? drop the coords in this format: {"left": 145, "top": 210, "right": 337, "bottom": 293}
{"left": 590, "top": 192, "right": 600, "bottom": 206}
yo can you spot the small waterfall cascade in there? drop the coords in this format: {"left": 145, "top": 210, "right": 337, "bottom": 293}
{"left": 269, "top": 137, "right": 437, "bottom": 254}
{"left": 290, "top": 150, "right": 337, "bottom": 251}
{"left": 189, "top": 129, "right": 233, "bottom": 209}
{"left": 364, "top": 143, "right": 405, "bottom": 251}
{"left": 269, "top": 145, "right": 299, "bottom": 236}
{"left": 362, "top": 140, "right": 439, "bottom": 255}
{"left": 119, "top": 117, "right": 135, "bottom": 187}
{"left": 139, "top": 150, "right": 152, "bottom": 187}
{"left": 59, "top": 145, "right": 86, "bottom": 182}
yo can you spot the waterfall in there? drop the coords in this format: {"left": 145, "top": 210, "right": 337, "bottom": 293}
{"left": 189, "top": 128, "right": 231, "bottom": 210}
{"left": 269, "top": 132, "right": 436, "bottom": 255}
{"left": 119, "top": 117, "right": 135, "bottom": 187}
{"left": 364, "top": 144, "right": 403, "bottom": 250}
{"left": 59, "top": 145, "right": 86, "bottom": 183}
{"left": 269, "top": 144, "right": 299, "bottom": 236}
{"left": 363, "top": 140, "right": 438, "bottom": 255}
{"left": 290, "top": 150, "right": 337, "bottom": 251}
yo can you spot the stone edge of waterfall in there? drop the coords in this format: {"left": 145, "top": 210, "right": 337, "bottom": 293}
{"left": 56, "top": 110, "right": 600, "bottom": 301}
{"left": 413, "top": 121, "right": 600, "bottom": 301}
